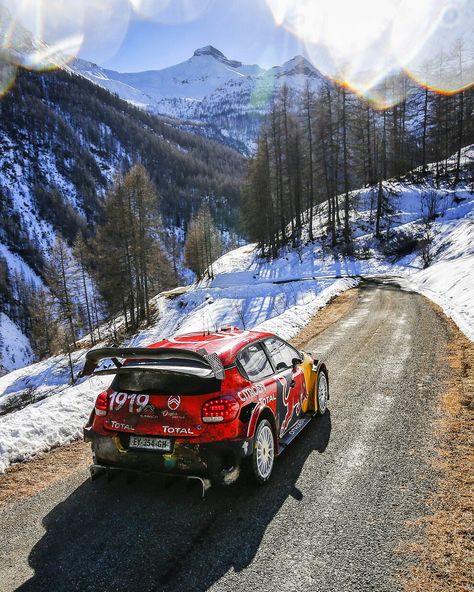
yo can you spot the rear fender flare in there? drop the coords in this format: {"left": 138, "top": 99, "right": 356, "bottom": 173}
{"left": 246, "top": 405, "right": 279, "bottom": 452}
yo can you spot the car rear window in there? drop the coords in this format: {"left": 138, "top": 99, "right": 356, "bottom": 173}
{"left": 110, "top": 370, "right": 221, "bottom": 396}
{"left": 238, "top": 343, "right": 273, "bottom": 382}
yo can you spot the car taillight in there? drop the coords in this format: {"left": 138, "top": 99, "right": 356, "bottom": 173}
{"left": 202, "top": 396, "right": 239, "bottom": 423}
{"left": 94, "top": 391, "right": 109, "bottom": 416}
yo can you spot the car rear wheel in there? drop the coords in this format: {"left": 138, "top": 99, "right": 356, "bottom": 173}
{"left": 250, "top": 419, "right": 275, "bottom": 484}
{"left": 316, "top": 371, "right": 329, "bottom": 415}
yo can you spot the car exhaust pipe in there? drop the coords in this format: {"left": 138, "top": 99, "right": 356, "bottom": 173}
{"left": 187, "top": 475, "right": 212, "bottom": 497}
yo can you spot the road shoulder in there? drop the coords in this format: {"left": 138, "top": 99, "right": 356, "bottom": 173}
{"left": 402, "top": 301, "right": 473, "bottom": 592}
{"left": 0, "top": 441, "right": 90, "bottom": 510}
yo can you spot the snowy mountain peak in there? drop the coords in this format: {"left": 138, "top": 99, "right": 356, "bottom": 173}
{"left": 192, "top": 46, "right": 243, "bottom": 69}
{"left": 276, "top": 55, "right": 323, "bottom": 79}
{"left": 69, "top": 48, "right": 326, "bottom": 153}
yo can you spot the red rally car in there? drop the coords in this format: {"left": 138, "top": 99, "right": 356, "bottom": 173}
{"left": 82, "top": 328, "right": 328, "bottom": 488}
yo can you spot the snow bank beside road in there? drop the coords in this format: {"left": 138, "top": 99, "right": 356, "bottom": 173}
{"left": 407, "top": 215, "right": 474, "bottom": 341}
{"left": 411, "top": 257, "right": 474, "bottom": 341}
{"left": 0, "top": 375, "right": 109, "bottom": 472}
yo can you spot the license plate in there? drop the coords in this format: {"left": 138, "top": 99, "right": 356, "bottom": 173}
{"left": 129, "top": 436, "right": 171, "bottom": 452}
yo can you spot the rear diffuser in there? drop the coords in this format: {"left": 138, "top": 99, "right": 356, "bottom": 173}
{"left": 89, "top": 463, "right": 212, "bottom": 497}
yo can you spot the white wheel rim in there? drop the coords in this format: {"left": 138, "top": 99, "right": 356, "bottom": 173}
{"left": 255, "top": 424, "right": 274, "bottom": 479}
{"left": 318, "top": 374, "right": 328, "bottom": 413}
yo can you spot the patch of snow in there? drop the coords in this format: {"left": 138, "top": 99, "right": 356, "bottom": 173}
{"left": 0, "top": 313, "right": 33, "bottom": 375}
{"left": 407, "top": 215, "right": 474, "bottom": 340}
{"left": 0, "top": 374, "right": 109, "bottom": 472}
{"left": 0, "top": 243, "right": 43, "bottom": 289}
{"left": 254, "top": 278, "right": 359, "bottom": 340}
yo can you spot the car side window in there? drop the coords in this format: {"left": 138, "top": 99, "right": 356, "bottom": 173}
{"left": 238, "top": 343, "right": 273, "bottom": 382}
{"left": 265, "top": 337, "right": 299, "bottom": 371}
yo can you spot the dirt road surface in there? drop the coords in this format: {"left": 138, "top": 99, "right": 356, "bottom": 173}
{"left": 0, "top": 278, "right": 450, "bottom": 592}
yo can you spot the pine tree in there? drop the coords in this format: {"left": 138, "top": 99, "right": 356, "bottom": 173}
{"left": 93, "top": 164, "right": 174, "bottom": 330}
{"left": 46, "top": 236, "right": 79, "bottom": 349}
{"left": 73, "top": 233, "right": 99, "bottom": 345}
{"left": 184, "top": 204, "right": 223, "bottom": 278}
{"left": 27, "top": 288, "right": 59, "bottom": 359}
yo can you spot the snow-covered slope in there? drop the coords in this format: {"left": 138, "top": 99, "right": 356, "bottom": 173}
{"left": 71, "top": 47, "right": 326, "bottom": 153}
{"left": 0, "top": 65, "right": 244, "bottom": 371}
{"left": 0, "top": 146, "right": 472, "bottom": 472}
{"left": 0, "top": 313, "right": 33, "bottom": 374}
{"left": 408, "top": 208, "right": 474, "bottom": 340}
{"left": 71, "top": 59, "right": 155, "bottom": 109}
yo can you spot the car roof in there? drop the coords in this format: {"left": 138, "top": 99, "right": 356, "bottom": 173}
{"left": 147, "top": 327, "right": 275, "bottom": 367}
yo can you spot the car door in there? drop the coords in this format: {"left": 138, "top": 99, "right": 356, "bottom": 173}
{"left": 263, "top": 337, "right": 307, "bottom": 438}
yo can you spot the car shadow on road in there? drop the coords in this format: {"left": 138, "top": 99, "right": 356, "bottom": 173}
{"left": 16, "top": 412, "right": 331, "bottom": 592}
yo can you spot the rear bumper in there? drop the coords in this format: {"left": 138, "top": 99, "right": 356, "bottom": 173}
{"left": 84, "top": 427, "right": 253, "bottom": 485}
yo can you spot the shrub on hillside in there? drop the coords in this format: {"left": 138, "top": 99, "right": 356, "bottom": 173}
{"left": 382, "top": 230, "right": 420, "bottom": 260}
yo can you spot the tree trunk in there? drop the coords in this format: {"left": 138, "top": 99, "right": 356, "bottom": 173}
{"left": 342, "top": 87, "right": 351, "bottom": 247}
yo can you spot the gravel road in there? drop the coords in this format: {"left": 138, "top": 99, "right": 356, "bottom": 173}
{"left": 0, "top": 278, "right": 450, "bottom": 592}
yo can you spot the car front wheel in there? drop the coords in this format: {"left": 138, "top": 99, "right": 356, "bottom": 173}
{"left": 316, "top": 371, "right": 329, "bottom": 415}
{"left": 250, "top": 419, "right": 275, "bottom": 484}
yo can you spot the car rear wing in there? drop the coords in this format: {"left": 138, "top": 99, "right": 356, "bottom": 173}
{"left": 80, "top": 347, "right": 226, "bottom": 380}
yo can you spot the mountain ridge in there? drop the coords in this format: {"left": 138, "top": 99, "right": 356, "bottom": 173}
{"left": 70, "top": 46, "right": 327, "bottom": 153}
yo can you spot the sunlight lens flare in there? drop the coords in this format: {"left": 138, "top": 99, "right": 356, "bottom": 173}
{"left": 392, "top": 0, "right": 474, "bottom": 94}
{"left": 0, "top": 0, "right": 132, "bottom": 93}
{"left": 0, "top": 60, "right": 17, "bottom": 96}
{"left": 265, "top": 0, "right": 401, "bottom": 96}
{"left": 265, "top": 0, "right": 473, "bottom": 106}
{"left": 80, "top": 0, "right": 131, "bottom": 64}
{"left": 251, "top": 72, "right": 277, "bottom": 110}
{"left": 130, "top": 0, "right": 214, "bottom": 25}
{"left": 129, "top": 0, "right": 171, "bottom": 20}
{"left": 1, "top": 0, "right": 84, "bottom": 69}
{"left": 355, "top": 74, "right": 412, "bottom": 110}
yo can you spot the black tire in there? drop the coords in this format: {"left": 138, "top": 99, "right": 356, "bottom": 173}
{"left": 249, "top": 419, "right": 275, "bottom": 485}
{"left": 316, "top": 371, "right": 329, "bottom": 415}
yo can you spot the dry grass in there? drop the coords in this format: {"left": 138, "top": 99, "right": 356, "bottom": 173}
{"left": 290, "top": 287, "right": 360, "bottom": 349}
{"left": 0, "top": 441, "right": 90, "bottom": 510}
{"left": 403, "top": 304, "right": 474, "bottom": 592}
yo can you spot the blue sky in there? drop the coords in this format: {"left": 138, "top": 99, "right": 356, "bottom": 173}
{"left": 79, "top": 0, "right": 304, "bottom": 72}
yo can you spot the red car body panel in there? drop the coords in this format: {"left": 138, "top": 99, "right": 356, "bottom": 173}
{"left": 83, "top": 328, "right": 325, "bottom": 484}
